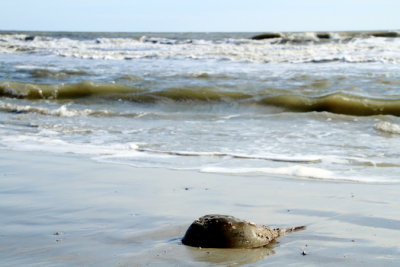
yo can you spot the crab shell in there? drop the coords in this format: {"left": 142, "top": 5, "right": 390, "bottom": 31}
{"left": 182, "top": 214, "right": 281, "bottom": 248}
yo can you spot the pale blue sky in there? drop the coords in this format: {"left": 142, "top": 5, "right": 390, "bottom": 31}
{"left": 1, "top": 0, "right": 399, "bottom": 32}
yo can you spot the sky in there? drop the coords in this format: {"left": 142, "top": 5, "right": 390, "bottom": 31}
{"left": 0, "top": 0, "right": 399, "bottom": 32}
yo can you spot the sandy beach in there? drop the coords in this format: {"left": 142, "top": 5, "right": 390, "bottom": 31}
{"left": 0, "top": 149, "right": 399, "bottom": 266}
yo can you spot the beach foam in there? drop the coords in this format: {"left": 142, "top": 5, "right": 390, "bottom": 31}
{"left": 374, "top": 121, "right": 400, "bottom": 134}
{"left": 200, "top": 166, "right": 392, "bottom": 183}
{"left": 201, "top": 165, "right": 333, "bottom": 178}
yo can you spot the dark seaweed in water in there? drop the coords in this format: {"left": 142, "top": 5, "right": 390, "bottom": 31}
{"left": 369, "top": 32, "right": 399, "bottom": 38}
{"left": 251, "top": 30, "right": 400, "bottom": 43}
{"left": 24, "top": 36, "right": 35, "bottom": 41}
{"left": 251, "top": 33, "right": 282, "bottom": 40}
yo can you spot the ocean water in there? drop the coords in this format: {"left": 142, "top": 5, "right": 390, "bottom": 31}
{"left": 1, "top": 30, "right": 400, "bottom": 183}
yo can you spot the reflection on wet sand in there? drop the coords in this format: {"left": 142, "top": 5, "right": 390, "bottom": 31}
{"left": 184, "top": 244, "right": 276, "bottom": 265}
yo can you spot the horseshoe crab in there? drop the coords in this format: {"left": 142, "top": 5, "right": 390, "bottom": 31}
{"left": 182, "top": 214, "right": 305, "bottom": 248}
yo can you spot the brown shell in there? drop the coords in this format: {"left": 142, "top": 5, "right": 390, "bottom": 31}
{"left": 182, "top": 215, "right": 282, "bottom": 248}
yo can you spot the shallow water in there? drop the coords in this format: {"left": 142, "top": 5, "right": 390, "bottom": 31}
{"left": 1, "top": 30, "right": 400, "bottom": 183}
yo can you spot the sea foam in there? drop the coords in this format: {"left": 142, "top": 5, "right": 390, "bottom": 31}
{"left": 374, "top": 121, "right": 400, "bottom": 134}
{"left": 1, "top": 31, "right": 400, "bottom": 63}
{"left": 201, "top": 165, "right": 334, "bottom": 179}
{"left": 200, "top": 166, "right": 392, "bottom": 183}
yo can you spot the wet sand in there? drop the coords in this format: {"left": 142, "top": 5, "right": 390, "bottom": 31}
{"left": 1, "top": 149, "right": 400, "bottom": 266}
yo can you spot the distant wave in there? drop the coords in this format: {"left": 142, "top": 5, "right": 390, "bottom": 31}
{"left": 2, "top": 81, "right": 400, "bottom": 116}
{"left": 1, "top": 31, "right": 400, "bottom": 64}
{"left": 2, "top": 30, "right": 399, "bottom": 45}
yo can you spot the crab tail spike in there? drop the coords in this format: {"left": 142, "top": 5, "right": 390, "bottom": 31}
{"left": 279, "top": 226, "right": 306, "bottom": 236}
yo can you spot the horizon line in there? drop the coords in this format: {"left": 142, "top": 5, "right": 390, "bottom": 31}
{"left": 1, "top": 28, "right": 399, "bottom": 34}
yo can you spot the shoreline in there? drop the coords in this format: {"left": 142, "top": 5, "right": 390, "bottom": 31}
{"left": 1, "top": 149, "right": 400, "bottom": 266}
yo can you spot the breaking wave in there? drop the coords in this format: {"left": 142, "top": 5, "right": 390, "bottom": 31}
{"left": 260, "top": 93, "right": 400, "bottom": 116}
{"left": 0, "top": 102, "right": 113, "bottom": 117}
{"left": 0, "top": 101, "right": 154, "bottom": 118}
{"left": 2, "top": 81, "right": 400, "bottom": 116}
{"left": 0, "top": 81, "right": 142, "bottom": 99}
{"left": 1, "top": 31, "right": 400, "bottom": 64}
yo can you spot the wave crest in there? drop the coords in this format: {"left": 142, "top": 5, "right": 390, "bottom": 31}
{"left": 2, "top": 81, "right": 400, "bottom": 116}
{"left": 0, "top": 81, "right": 142, "bottom": 99}
{"left": 260, "top": 93, "right": 400, "bottom": 116}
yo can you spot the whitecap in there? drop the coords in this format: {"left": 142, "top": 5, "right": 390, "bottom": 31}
{"left": 3, "top": 31, "right": 400, "bottom": 64}
{"left": 374, "top": 121, "right": 400, "bottom": 134}
{"left": 0, "top": 102, "right": 98, "bottom": 117}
